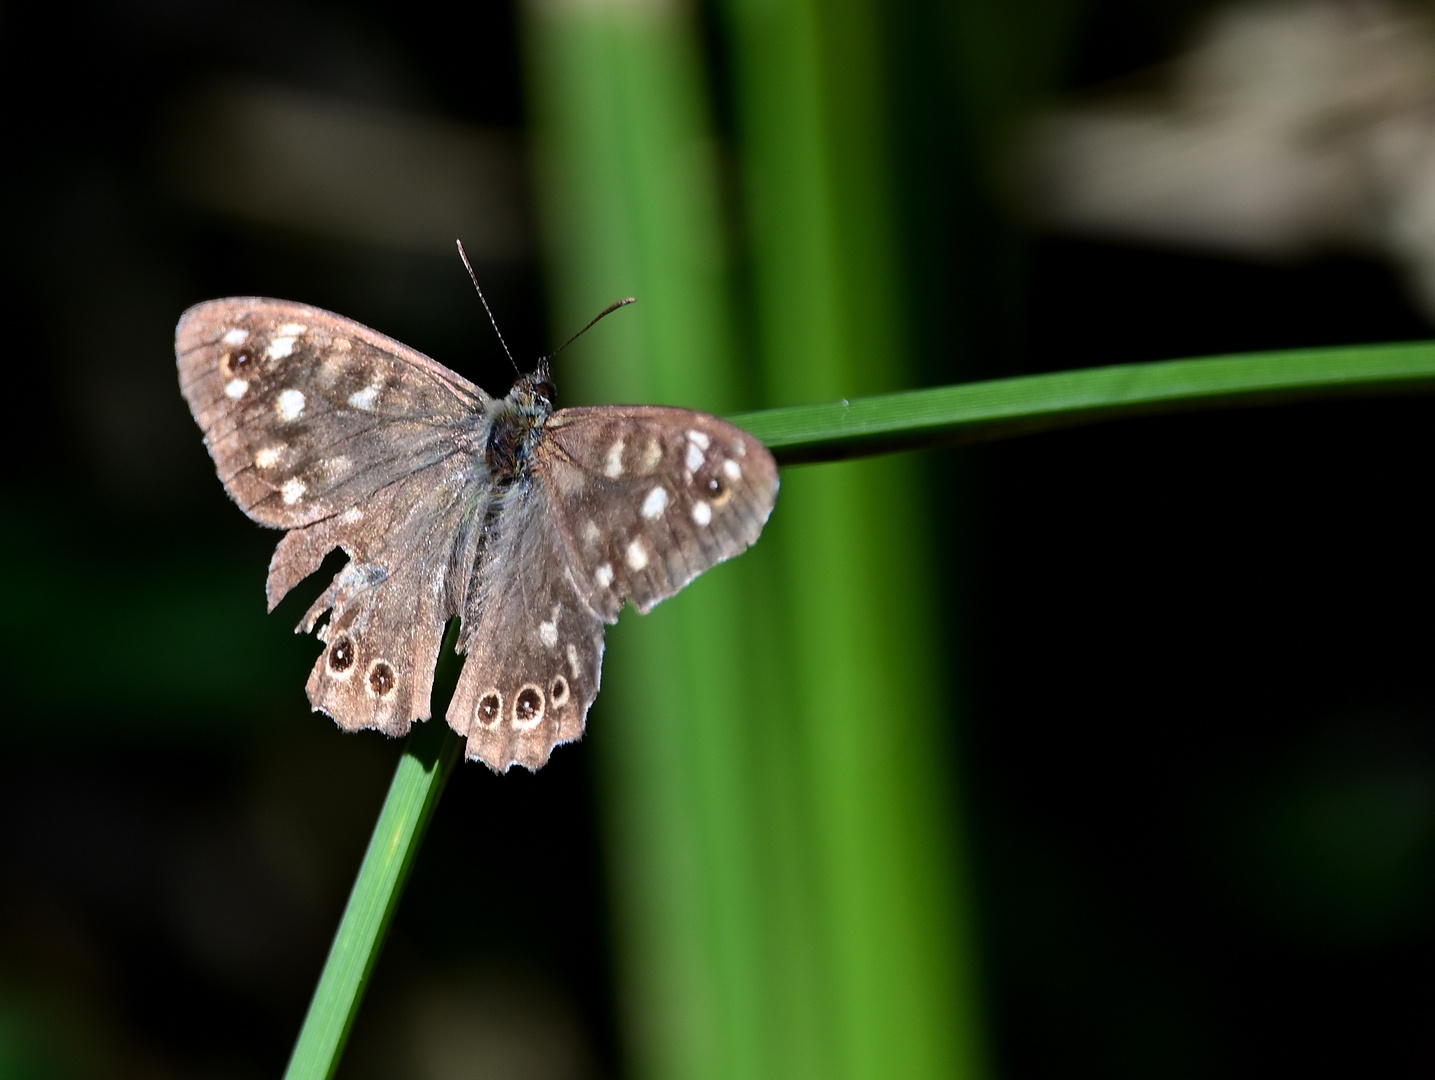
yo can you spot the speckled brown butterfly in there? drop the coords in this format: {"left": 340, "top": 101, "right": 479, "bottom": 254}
{"left": 176, "top": 296, "right": 778, "bottom": 772}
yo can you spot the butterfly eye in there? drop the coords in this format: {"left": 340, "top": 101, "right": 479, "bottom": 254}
{"left": 368, "top": 661, "right": 396, "bottom": 697}
{"left": 550, "top": 675, "right": 570, "bottom": 707}
{"left": 328, "top": 636, "right": 355, "bottom": 673}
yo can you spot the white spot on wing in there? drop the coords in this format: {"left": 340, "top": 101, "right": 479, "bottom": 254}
{"left": 266, "top": 336, "right": 297, "bottom": 360}
{"left": 567, "top": 644, "right": 580, "bottom": 678}
{"left": 686, "top": 429, "right": 710, "bottom": 450}
{"left": 723, "top": 459, "right": 742, "bottom": 480}
{"left": 692, "top": 501, "right": 712, "bottom": 526}
{"left": 340, "top": 507, "right": 364, "bottom": 524}
{"left": 539, "top": 620, "right": 559, "bottom": 648}
{"left": 281, "top": 479, "right": 306, "bottom": 505}
{"left": 594, "top": 563, "right": 614, "bottom": 589}
{"left": 626, "top": 539, "right": 648, "bottom": 571}
{"left": 348, "top": 382, "right": 381, "bottom": 410}
{"left": 641, "top": 486, "right": 669, "bottom": 520}
{"left": 224, "top": 379, "right": 248, "bottom": 399}
{"left": 582, "top": 520, "right": 601, "bottom": 545}
{"left": 685, "top": 442, "right": 705, "bottom": 472}
{"left": 604, "top": 438, "right": 625, "bottom": 478}
{"left": 222, "top": 328, "right": 248, "bottom": 345}
{"left": 276, "top": 389, "right": 305, "bottom": 421}
{"left": 277, "top": 323, "right": 308, "bottom": 336}
{"left": 255, "top": 445, "right": 282, "bottom": 469}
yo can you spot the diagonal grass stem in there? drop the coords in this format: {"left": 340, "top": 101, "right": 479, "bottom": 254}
{"left": 282, "top": 719, "right": 463, "bottom": 1080}
{"left": 737, "top": 340, "right": 1435, "bottom": 464}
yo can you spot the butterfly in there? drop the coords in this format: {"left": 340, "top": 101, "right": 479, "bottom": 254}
{"left": 176, "top": 297, "right": 779, "bottom": 772}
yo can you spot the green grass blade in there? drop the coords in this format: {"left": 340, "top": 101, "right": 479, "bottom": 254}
{"left": 281, "top": 719, "right": 463, "bottom": 1080}
{"left": 519, "top": 4, "right": 768, "bottom": 1080}
{"left": 721, "top": 0, "right": 985, "bottom": 1075}
{"left": 733, "top": 340, "right": 1435, "bottom": 463}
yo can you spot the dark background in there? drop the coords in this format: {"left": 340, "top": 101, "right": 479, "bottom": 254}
{"left": 1, "top": 1, "right": 1432, "bottom": 1078}
{"left": 0, "top": 3, "right": 612, "bottom": 1078}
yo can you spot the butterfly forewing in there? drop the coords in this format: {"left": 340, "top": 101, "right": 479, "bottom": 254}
{"left": 537, "top": 407, "right": 779, "bottom": 620}
{"left": 448, "top": 484, "right": 606, "bottom": 771}
{"left": 177, "top": 298, "right": 487, "bottom": 529}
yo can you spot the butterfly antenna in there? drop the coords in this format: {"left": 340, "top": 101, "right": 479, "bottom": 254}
{"left": 456, "top": 239, "right": 520, "bottom": 376}
{"left": 544, "top": 297, "right": 637, "bottom": 365}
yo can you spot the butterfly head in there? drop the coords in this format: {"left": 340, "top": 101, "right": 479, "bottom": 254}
{"left": 513, "top": 358, "right": 555, "bottom": 408}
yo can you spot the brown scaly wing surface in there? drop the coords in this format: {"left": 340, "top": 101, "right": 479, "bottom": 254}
{"left": 447, "top": 482, "right": 606, "bottom": 771}
{"left": 538, "top": 406, "right": 779, "bottom": 619}
{"left": 176, "top": 297, "right": 487, "bottom": 528}
{"left": 177, "top": 298, "right": 490, "bottom": 735}
{"left": 446, "top": 406, "right": 778, "bottom": 772}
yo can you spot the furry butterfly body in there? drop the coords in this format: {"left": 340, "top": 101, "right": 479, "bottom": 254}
{"left": 177, "top": 298, "right": 779, "bottom": 771}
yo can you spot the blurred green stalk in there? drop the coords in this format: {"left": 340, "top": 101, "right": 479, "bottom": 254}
{"left": 720, "top": 1, "right": 982, "bottom": 1078}
{"left": 520, "top": 4, "right": 769, "bottom": 1080}
{"left": 523, "top": 1, "right": 982, "bottom": 1078}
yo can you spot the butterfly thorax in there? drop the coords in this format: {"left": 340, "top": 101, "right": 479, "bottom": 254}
{"left": 484, "top": 373, "right": 554, "bottom": 485}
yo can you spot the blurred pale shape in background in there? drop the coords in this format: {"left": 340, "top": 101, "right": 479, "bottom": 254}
{"left": 1015, "top": 0, "right": 1435, "bottom": 320}
{"left": 161, "top": 80, "right": 531, "bottom": 261}
{"left": 343, "top": 966, "right": 598, "bottom": 1080}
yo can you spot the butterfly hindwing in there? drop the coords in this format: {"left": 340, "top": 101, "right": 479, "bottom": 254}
{"left": 177, "top": 298, "right": 487, "bottom": 529}
{"left": 268, "top": 455, "right": 487, "bottom": 736}
{"left": 536, "top": 406, "right": 780, "bottom": 619}
{"left": 448, "top": 481, "right": 606, "bottom": 771}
